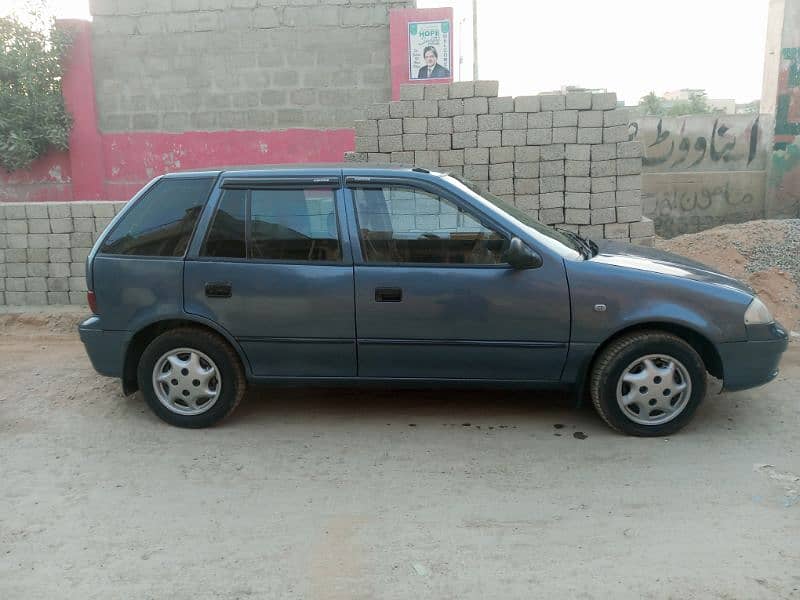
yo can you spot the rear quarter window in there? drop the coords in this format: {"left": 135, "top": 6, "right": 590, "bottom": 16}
{"left": 101, "top": 177, "right": 215, "bottom": 256}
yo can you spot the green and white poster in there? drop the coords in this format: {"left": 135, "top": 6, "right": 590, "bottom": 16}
{"left": 408, "top": 20, "right": 451, "bottom": 80}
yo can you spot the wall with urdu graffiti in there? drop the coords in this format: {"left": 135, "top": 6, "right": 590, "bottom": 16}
{"left": 631, "top": 115, "right": 769, "bottom": 237}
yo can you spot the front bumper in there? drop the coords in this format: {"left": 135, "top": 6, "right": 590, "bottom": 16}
{"left": 718, "top": 322, "right": 789, "bottom": 391}
{"left": 78, "top": 316, "right": 128, "bottom": 378}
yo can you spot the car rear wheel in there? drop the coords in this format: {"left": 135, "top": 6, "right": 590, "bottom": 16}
{"left": 589, "top": 331, "right": 707, "bottom": 436}
{"left": 137, "top": 328, "right": 246, "bottom": 428}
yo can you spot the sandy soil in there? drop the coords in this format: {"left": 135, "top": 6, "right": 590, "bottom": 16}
{"left": 1, "top": 312, "right": 799, "bottom": 599}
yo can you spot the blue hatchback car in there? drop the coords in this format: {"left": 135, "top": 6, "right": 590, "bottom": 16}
{"left": 79, "top": 165, "right": 787, "bottom": 435}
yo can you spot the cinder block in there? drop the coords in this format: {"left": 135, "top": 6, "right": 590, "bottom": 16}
{"left": 68, "top": 291, "right": 87, "bottom": 305}
{"left": 515, "top": 162, "right": 540, "bottom": 178}
{"left": 478, "top": 114, "right": 502, "bottom": 130}
{"left": 27, "top": 263, "right": 48, "bottom": 277}
{"left": 47, "top": 291, "right": 70, "bottom": 304}
{"left": 25, "top": 204, "right": 49, "bottom": 218}
{"left": 474, "top": 80, "right": 500, "bottom": 97}
{"left": 449, "top": 81, "right": 475, "bottom": 99}
{"left": 514, "top": 96, "right": 540, "bottom": 112}
{"left": 477, "top": 130, "right": 502, "bottom": 147}
{"left": 556, "top": 223, "right": 580, "bottom": 234}
{"left": 402, "top": 134, "right": 427, "bottom": 151}
{"left": 48, "top": 263, "right": 70, "bottom": 277}
{"left": 566, "top": 177, "right": 591, "bottom": 192}
{"left": 48, "top": 203, "right": 70, "bottom": 219}
{"left": 489, "top": 96, "right": 514, "bottom": 114}
{"left": 592, "top": 92, "right": 618, "bottom": 110}
{"left": 591, "top": 160, "right": 616, "bottom": 177}
{"left": 541, "top": 144, "right": 566, "bottom": 161}
{"left": 515, "top": 179, "right": 540, "bottom": 194}
{"left": 578, "top": 224, "right": 605, "bottom": 239}
{"left": 553, "top": 127, "right": 577, "bottom": 143}
{"left": 391, "top": 151, "right": 414, "bottom": 164}
{"left": 379, "top": 135, "right": 403, "bottom": 152}
{"left": 464, "top": 164, "right": 489, "bottom": 180}
{"left": 553, "top": 110, "right": 578, "bottom": 127}
{"left": 565, "top": 92, "right": 592, "bottom": 110}
{"left": 591, "top": 191, "right": 616, "bottom": 209}
{"left": 51, "top": 218, "right": 73, "bottom": 234}
{"left": 489, "top": 163, "right": 513, "bottom": 180}
{"left": 616, "top": 158, "right": 642, "bottom": 176}
{"left": 5, "top": 204, "right": 26, "bottom": 219}
{"left": 630, "top": 217, "right": 655, "bottom": 237}
{"left": 25, "top": 276, "right": 46, "bottom": 292}
{"left": 503, "top": 112, "right": 528, "bottom": 130}
{"left": 26, "top": 234, "right": 49, "bottom": 248}
{"left": 539, "top": 207, "right": 564, "bottom": 225}
{"left": 540, "top": 176, "right": 565, "bottom": 193}
{"left": 515, "top": 146, "right": 540, "bottom": 162}
{"left": 490, "top": 146, "right": 514, "bottom": 163}
{"left": 540, "top": 191, "right": 565, "bottom": 208}
{"left": 414, "top": 151, "right": 439, "bottom": 169}
{"left": 366, "top": 103, "right": 390, "bottom": 120}
{"left": 439, "top": 150, "right": 465, "bottom": 167}
{"left": 463, "top": 96, "right": 488, "bottom": 114}
{"left": 515, "top": 195, "right": 539, "bottom": 210}
{"left": 604, "top": 108, "right": 630, "bottom": 127}
{"left": 591, "top": 143, "right": 617, "bottom": 161}
{"left": 23, "top": 291, "right": 47, "bottom": 305}
{"left": 437, "top": 99, "right": 465, "bottom": 118}
{"left": 354, "top": 120, "right": 378, "bottom": 137}
{"left": 540, "top": 94, "right": 566, "bottom": 111}
{"left": 389, "top": 101, "right": 414, "bottom": 119}
{"left": 49, "top": 248, "right": 71, "bottom": 263}
{"left": 400, "top": 118, "right": 426, "bottom": 134}
{"left": 617, "top": 174, "right": 642, "bottom": 191}
{"left": 565, "top": 209, "right": 591, "bottom": 225}
{"left": 526, "top": 129, "right": 552, "bottom": 145}
{"left": 413, "top": 100, "right": 439, "bottom": 118}
{"left": 453, "top": 114, "right": 478, "bottom": 132}
{"left": 69, "top": 276, "right": 88, "bottom": 292}
{"left": 617, "top": 140, "right": 644, "bottom": 158}
{"left": 502, "top": 130, "right": 526, "bottom": 146}
{"left": 70, "top": 247, "right": 90, "bottom": 262}
{"left": 424, "top": 84, "right": 450, "bottom": 100}
{"left": 70, "top": 202, "right": 94, "bottom": 218}
{"left": 378, "top": 118, "right": 402, "bottom": 136}
{"left": 27, "top": 248, "right": 48, "bottom": 262}
{"left": 578, "top": 111, "right": 604, "bottom": 128}
{"left": 604, "top": 222, "right": 630, "bottom": 239}
{"left": 463, "top": 147, "right": 488, "bottom": 165}
{"left": 93, "top": 203, "right": 115, "bottom": 218}
{"left": 540, "top": 160, "right": 565, "bottom": 176}
{"left": 617, "top": 205, "right": 643, "bottom": 223}
{"left": 355, "top": 136, "right": 379, "bottom": 152}
{"left": 603, "top": 125, "right": 629, "bottom": 143}
{"left": 565, "top": 160, "right": 590, "bottom": 176}
{"left": 591, "top": 207, "right": 616, "bottom": 225}
{"left": 8, "top": 263, "right": 27, "bottom": 277}
{"left": 345, "top": 151, "right": 367, "bottom": 164}
{"left": 427, "top": 134, "right": 452, "bottom": 150}
{"left": 400, "top": 84, "right": 425, "bottom": 101}
{"left": 73, "top": 217, "right": 95, "bottom": 233}
{"left": 8, "top": 234, "right": 27, "bottom": 249}
{"left": 565, "top": 192, "right": 590, "bottom": 209}
{"left": 427, "top": 117, "right": 453, "bottom": 134}
{"left": 591, "top": 176, "right": 616, "bottom": 193}
{"left": 577, "top": 128, "right": 603, "bottom": 144}
{"left": 489, "top": 178, "right": 514, "bottom": 195}
{"left": 6, "top": 277, "right": 26, "bottom": 292}
{"left": 527, "top": 112, "right": 552, "bottom": 129}
{"left": 8, "top": 220, "right": 28, "bottom": 234}
{"left": 452, "top": 131, "right": 477, "bottom": 149}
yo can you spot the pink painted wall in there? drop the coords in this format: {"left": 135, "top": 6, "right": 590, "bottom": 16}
{"left": 0, "top": 20, "right": 356, "bottom": 203}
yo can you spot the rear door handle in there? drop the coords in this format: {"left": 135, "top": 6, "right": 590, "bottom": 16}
{"left": 375, "top": 287, "right": 402, "bottom": 302}
{"left": 205, "top": 282, "right": 232, "bottom": 298}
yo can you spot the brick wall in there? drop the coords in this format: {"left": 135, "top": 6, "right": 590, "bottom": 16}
{"left": 89, "top": 0, "right": 412, "bottom": 132}
{"left": 0, "top": 202, "right": 126, "bottom": 306}
{"left": 345, "top": 81, "right": 655, "bottom": 245}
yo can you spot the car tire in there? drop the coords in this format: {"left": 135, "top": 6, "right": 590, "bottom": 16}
{"left": 137, "top": 327, "right": 246, "bottom": 428}
{"left": 589, "top": 331, "right": 707, "bottom": 437}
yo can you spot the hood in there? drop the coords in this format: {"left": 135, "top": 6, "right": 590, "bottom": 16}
{"left": 591, "top": 240, "right": 755, "bottom": 295}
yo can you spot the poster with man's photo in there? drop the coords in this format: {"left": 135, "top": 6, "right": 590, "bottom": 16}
{"left": 408, "top": 20, "right": 452, "bottom": 80}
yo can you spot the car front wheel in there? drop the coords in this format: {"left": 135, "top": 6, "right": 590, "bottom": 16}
{"left": 589, "top": 331, "right": 707, "bottom": 436}
{"left": 137, "top": 328, "right": 246, "bottom": 428}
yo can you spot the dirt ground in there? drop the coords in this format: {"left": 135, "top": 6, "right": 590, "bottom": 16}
{"left": 1, "top": 308, "right": 799, "bottom": 599}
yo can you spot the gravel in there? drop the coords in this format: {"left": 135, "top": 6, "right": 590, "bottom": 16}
{"left": 732, "top": 219, "right": 800, "bottom": 283}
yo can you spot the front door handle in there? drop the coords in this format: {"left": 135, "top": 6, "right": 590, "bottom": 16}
{"left": 375, "top": 287, "right": 402, "bottom": 302}
{"left": 205, "top": 282, "right": 232, "bottom": 298}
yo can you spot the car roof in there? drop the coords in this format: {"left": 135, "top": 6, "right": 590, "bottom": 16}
{"left": 161, "top": 163, "right": 447, "bottom": 179}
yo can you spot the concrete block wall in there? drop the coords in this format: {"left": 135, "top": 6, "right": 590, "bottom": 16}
{"left": 89, "top": 0, "right": 412, "bottom": 132}
{"left": 0, "top": 202, "right": 126, "bottom": 306}
{"left": 345, "top": 81, "right": 655, "bottom": 246}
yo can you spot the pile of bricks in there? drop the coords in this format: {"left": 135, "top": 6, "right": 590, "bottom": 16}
{"left": 0, "top": 202, "right": 126, "bottom": 306}
{"left": 345, "top": 80, "right": 655, "bottom": 246}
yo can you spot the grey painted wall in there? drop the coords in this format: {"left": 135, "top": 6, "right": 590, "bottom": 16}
{"left": 88, "top": 0, "right": 412, "bottom": 132}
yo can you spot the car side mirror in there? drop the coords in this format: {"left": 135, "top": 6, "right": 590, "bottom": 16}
{"left": 503, "top": 237, "right": 543, "bottom": 269}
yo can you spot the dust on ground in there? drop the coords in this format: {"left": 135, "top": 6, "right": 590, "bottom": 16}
{"left": 658, "top": 219, "right": 800, "bottom": 332}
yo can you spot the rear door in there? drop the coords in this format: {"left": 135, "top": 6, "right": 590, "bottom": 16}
{"left": 184, "top": 174, "right": 357, "bottom": 378}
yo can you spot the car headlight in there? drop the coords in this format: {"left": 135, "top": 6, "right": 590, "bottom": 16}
{"left": 744, "top": 296, "right": 774, "bottom": 325}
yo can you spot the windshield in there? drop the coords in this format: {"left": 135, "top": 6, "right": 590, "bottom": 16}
{"left": 444, "top": 174, "right": 583, "bottom": 255}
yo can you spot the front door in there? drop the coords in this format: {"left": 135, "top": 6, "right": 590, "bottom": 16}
{"left": 184, "top": 177, "right": 356, "bottom": 378}
{"left": 346, "top": 181, "right": 570, "bottom": 381}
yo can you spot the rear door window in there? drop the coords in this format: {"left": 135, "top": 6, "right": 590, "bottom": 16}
{"left": 101, "top": 177, "right": 215, "bottom": 256}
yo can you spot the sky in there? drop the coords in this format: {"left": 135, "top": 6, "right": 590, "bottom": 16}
{"left": 4, "top": 0, "right": 770, "bottom": 105}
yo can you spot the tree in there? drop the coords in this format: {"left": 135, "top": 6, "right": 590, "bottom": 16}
{"left": 667, "top": 91, "right": 712, "bottom": 116}
{"left": 0, "top": 10, "right": 72, "bottom": 172}
{"left": 639, "top": 91, "right": 665, "bottom": 116}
